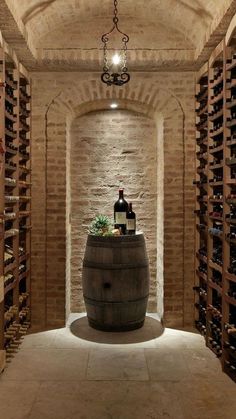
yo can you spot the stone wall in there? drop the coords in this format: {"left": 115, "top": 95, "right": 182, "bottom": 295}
{"left": 70, "top": 110, "right": 157, "bottom": 312}
{"left": 30, "top": 71, "right": 195, "bottom": 330}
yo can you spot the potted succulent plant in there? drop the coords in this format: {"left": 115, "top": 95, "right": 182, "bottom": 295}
{"left": 88, "top": 214, "right": 113, "bottom": 236}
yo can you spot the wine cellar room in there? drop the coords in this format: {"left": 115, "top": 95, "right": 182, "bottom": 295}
{"left": 1, "top": 0, "right": 236, "bottom": 418}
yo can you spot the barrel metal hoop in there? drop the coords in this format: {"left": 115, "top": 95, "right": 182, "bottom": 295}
{"left": 83, "top": 260, "right": 149, "bottom": 270}
{"left": 87, "top": 234, "right": 144, "bottom": 243}
{"left": 86, "top": 234, "right": 145, "bottom": 248}
{"left": 83, "top": 294, "right": 149, "bottom": 305}
{"left": 86, "top": 242, "right": 145, "bottom": 249}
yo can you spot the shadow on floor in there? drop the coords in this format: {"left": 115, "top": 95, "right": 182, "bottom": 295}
{"left": 70, "top": 315, "right": 164, "bottom": 344}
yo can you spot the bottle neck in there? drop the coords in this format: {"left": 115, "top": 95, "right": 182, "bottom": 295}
{"left": 119, "top": 189, "right": 124, "bottom": 199}
{"left": 128, "top": 202, "right": 132, "bottom": 211}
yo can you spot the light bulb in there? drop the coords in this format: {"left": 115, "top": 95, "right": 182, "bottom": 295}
{"left": 112, "top": 54, "right": 121, "bottom": 65}
{"left": 110, "top": 103, "right": 118, "bottom": 109}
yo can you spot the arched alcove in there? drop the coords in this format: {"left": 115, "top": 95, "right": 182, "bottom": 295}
{"left": 31, "top": 80, "right": 194, "bottom": 330}
{"left": 68, "top": 107, "right": 158, "bottom": 315}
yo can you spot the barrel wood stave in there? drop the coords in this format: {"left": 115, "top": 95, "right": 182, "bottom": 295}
{"left": 82, "top": 233, "right": 149, "bottom": 331}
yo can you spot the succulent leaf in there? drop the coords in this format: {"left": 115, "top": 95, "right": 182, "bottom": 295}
{"left": 88, "top": 215, "right": 113, "bottom": 236}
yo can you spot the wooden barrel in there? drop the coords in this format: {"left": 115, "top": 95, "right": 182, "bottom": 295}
{"left": 82, "top": 233, "right": 149, "bottom": 331}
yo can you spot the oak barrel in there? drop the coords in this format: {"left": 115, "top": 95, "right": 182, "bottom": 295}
{"left": 82, "top": 232, "right": 149, "bottom": 331}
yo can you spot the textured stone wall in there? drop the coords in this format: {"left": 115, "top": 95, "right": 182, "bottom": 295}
{"left": 30, "top": 71, "right": 195, "bottom": 330}
{"left": 70, "top": 110, "right": 157, "bottom": 312}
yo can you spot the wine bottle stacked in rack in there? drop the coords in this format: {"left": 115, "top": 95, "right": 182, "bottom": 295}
{"left": 0, "top": 65, "right": 31, "bottom": 369}
{"left": 18, "top": 75, "right": 31, "bottom": 331}
{"left": 2, "top": 68, "right": 21, "bottom": 359}
{"left": 222, "top": 51, "right": 236, "bottom": 379}
{"left": 207, "top": 64, "right": 224, "bottom": 358}
{"left": 194, "top": 73, "right": 209, "bottom": 336}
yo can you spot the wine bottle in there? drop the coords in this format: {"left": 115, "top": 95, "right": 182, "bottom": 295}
{"left": 126, "top": 202, "right": 136, "bottom": 235}
{"left": 114, "top": 189, "right": 128, "bottom": 234}
{"left": 4, "top": 251, "right": 14, "bottom": 266}
{"left": 225, "top": 360, "right": 236, "bottom": 372}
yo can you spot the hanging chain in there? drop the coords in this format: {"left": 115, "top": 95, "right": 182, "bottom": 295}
{"left": 113, "top": 0, "right": 119, "bottom": 25}
{"left": 103, "top": 41, "right": 109, "bottom": 71}
{"left": 122, "top": 43, "right": 127, "bottom": 71}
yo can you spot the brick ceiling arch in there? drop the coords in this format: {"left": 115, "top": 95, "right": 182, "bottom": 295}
{"left": 7, "top": 0, "right": 215, "bottom": 43}
{"left": 44, "top": 75, "right": 185, "bottom": 126}
{"left": 3, "top": 0, "right": 236, "bottom": 70}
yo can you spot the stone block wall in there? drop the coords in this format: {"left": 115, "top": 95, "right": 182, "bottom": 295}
{"left": 70, "top": 110, "right": 157, "bottom": 312}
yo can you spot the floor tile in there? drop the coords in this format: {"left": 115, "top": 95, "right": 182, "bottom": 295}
{"left": 53, "top": 327, "right": 99, "bottom": 349}
{"left": 153, "top": 331, "right": 188, "bottom": 350}
{"left": 145, "top": 348, "right": 191, "bottom": 381}
{"left": 0, "top": 380, "right": 40, "bottom": 419}
{"left": 1, "top": 349, "right": 89, "bottom": 381}
{"left": 175, "top": 377, "right": 236, "bottom": 419}
{"left": 28, "top": 397, "right": 111, "bottom": 419}
{"left": 183, "top": 347, "right": 225, "bottom": 380}
{"left": 28, "top": 381, "right": 185, "bottom": 419}
{"left": 87, "top": 348, "right": 149, "bottom": 381}
{"left": 20, "top": 330, "right": 57, "bottom": 349}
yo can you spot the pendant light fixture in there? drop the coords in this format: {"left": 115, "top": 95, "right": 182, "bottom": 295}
{"left": 101, "top": 0, "right": 130, "bottom": 86}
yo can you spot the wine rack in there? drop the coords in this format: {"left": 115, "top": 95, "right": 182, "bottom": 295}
{"left": 194, "top": 63, "right": 208, "bottom": 338}
{"left": 0, "top": 50, "right": 31, "bottom": 373}
{"left": 194, "top": 34, "right": 236, "bottom": 382}
{"left": 223, "top": 42, "right": 236, "bottom": 381}
{"left": 207, "top": 47, "right": 224, "bottom": 359}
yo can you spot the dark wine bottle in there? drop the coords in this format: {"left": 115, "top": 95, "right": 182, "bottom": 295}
{"left": 126, "top": 202, "right": 136, "bottom": 235}
{"left": 114, "top": 189, "right": 128, "bottom": 234}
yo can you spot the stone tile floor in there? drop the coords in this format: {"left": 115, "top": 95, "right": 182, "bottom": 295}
{"left": 0, "top": 314, "right": 236, "bottom": 419}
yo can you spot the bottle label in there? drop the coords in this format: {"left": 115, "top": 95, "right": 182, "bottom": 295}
{"left": 127, "top": 219, "right": 136, "bottom": 231}
{"left": 115, "top": 212, "right": 126, "bottom": 225}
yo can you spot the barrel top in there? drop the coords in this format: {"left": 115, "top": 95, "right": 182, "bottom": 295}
{"left": 87, "top": 231, "right": 145, "bottom": 244}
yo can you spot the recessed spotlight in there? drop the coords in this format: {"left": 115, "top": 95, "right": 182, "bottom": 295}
{"left": 110, "top": 103, "right": 118, "bottom": 109}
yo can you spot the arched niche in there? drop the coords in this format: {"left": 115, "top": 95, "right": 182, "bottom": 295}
{"left": 31, "top": 85, "right": 190, "bottom": 329}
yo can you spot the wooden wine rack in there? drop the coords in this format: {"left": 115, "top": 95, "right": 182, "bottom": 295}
{"left": 194, "top": 23, "right": 236, "bottom": 382}
{"left": 194, "top": 62, "right": 208, "bottom": 340}
{"left": 0, "top": 43, "right": 31, "bottom": 373}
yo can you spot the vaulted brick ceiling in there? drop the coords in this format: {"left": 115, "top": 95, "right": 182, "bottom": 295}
{"left": 1, "top": 0, "right": 236, "bottom": 70}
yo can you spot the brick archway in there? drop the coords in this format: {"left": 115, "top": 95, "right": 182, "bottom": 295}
{"left": 31, "top": 76, "right": 195, "bottom": 330}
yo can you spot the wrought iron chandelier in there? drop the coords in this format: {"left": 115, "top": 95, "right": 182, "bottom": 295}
{"left": 101, "top": 0, "right": 130, "bottom": 86}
